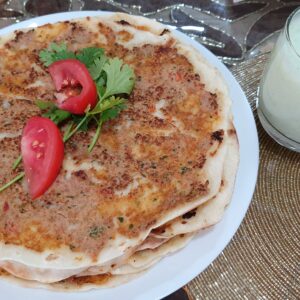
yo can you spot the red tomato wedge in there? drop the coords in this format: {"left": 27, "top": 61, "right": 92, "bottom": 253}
{"left": 21, "top": 117, "right": 64, "bottom": 199}
{"left": 49, "top": 59, "right": 97, "bottom": 114}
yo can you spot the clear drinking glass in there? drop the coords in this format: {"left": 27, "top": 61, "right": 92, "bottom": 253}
{"left": 257, "top": 7, "right": 300, "bottom": 152}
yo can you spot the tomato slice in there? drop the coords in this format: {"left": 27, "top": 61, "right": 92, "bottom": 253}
{"left": 21, "top": 117, "right": 64, "bottom": 199}
{"left": 49, "top": 59, "right": 97, "bottom": 115}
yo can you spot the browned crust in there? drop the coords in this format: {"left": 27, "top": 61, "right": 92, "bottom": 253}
{"left": 0, "top": 268, "right": 112, "bottom": 287}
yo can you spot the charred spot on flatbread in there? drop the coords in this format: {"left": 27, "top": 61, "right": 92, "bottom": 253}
{"left": 182, "top": 209, "right": 197, "bottom": 220}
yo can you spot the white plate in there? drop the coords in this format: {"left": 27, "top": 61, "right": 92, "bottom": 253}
{"left": 0, "top": 11, "right": 259, "bottom": 300}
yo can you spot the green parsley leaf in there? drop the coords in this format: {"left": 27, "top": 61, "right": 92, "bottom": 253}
{"left": 102, "top": 58, "right": 135, "bottom": 99}
{"left": 89, "top": 96, "right": 126, "bottom": 115}
{"left": 50, "top": 42, "right": 67, "bottom": 52}
{"left": 36, "top": 100, "right": 56, "bottom": 110}
{"left": 39, "top": 51, "right": 55, "bottom": 67}
{"left": 96, "top": 77, "right": 106, "bottom": 98}
{"left": 76, "top": 47, "right": 104, "bottom": 68}
{"left": 42, "top": 107, "right": 71, "bottom": 125}
{"left": 89, "top": 55, "right": 108, "bottom": 81}
{"left": 100, "top": 103, "right": 126, "bottom": 123}
{"left": 36, "top": 100, "right": 71, "bottom": 125}
{"left": 71, "top": 114, "right": 91, "bottom": 132}
{"left": 39, "top": 42, "right": 76, "bottom": 67}
{"left": 89, "top": 226, "right": 105, "bottom": 238}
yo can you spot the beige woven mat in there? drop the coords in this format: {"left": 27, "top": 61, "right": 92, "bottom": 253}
{"left": 184, "top": 54, "right": 300, "bottom": 300}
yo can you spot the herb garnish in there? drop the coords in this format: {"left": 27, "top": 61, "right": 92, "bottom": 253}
{"left": 89, "top": 226, "right": 105, "bottom": 238}
{"left": 0, "top": 172, "right": 25, "bottom": 193}
{"left": 118, "top": 216, "right": 124, "bottom": 223}
{"left": 0, "top": 42, "right": 135, "bottom": 194}
{"left": 38, "top": 43, "right": 134, "bottom": 152}
{"left": 180, "top": 166, "right": 190, "bottom": 175}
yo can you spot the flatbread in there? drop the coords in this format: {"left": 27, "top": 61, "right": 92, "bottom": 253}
{"left": 0, "top": 12, "right": 236, "bottom": 285}
{"left": 0, "top": 268, "right": 143, "bottom": 292}
{"left": 78, "top": 233, "right": 194, "bottom": 277}
{"left": 0, "top": 233, "right": 193, "bottom": 291}
{"left": 151, "top": 126, "right": 239, "bottom": 238}
{"left": 74, "top": 127, "right": 239, "bottom": 278}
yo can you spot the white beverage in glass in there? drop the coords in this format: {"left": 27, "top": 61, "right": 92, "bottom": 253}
{"left": 258, "top": 7, "right": 300, "bottom": 151}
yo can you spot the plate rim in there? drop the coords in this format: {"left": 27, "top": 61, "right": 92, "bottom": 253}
{"left": 0, "top": 10, "right": 259, "bottom": 300}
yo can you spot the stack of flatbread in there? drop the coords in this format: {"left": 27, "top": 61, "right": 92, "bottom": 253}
{"left": 0, "top": 13, "right": 239, "bottom": 291}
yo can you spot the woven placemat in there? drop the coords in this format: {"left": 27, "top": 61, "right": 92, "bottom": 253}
{"left": 184, "top": 54, "right": 300, "bottom": 299}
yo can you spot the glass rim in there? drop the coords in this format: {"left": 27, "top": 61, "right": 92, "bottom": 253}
{"left": 285, "top": 6, "right": 300, "bottom": 58}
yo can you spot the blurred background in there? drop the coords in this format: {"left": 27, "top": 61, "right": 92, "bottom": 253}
{"left": 1, "top": 0, "right": 300, "bottom": 65}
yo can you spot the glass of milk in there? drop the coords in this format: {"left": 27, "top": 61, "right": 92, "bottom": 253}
{"left": 257, "top": 7, "right": 300, "bottom": 152}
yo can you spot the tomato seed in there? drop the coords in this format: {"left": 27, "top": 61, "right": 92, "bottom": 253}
{"left": 39, "top": 142, "right": 45, "bottom": 148}
{"left": 62, "top": 79, "right": 69, "bottom": 86}
{"left": 32, "top": 140, "right": 39, "bottom": 148}
{"left": 36, "top": 152, "right": 43, "bottom": 159}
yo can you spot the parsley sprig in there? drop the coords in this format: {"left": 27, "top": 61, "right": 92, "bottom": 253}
{"left": 0, "top": 43, "right": 135, "bottom": 194}
{"left": 39, "top": 43, "right": 134, "bottom": 152}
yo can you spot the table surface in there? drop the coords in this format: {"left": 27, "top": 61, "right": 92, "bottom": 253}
{"left": 0, "top": 1, "right": 299, "bottom": 299}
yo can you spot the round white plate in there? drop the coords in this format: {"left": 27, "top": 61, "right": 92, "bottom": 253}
{"left": 0, "top": 11, "right": 259, "bottom": 300}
